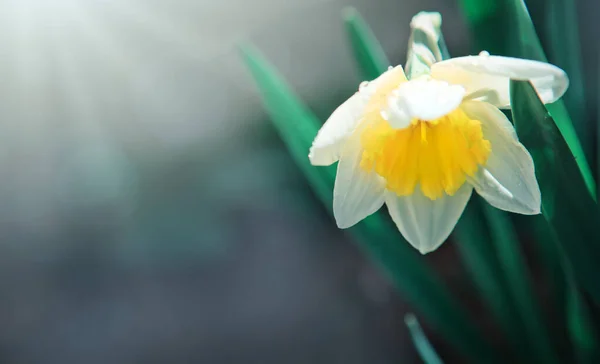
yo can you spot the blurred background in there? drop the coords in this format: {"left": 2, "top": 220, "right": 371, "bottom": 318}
{"left": 0, "top": 0, "right": 597, "bottom": 363}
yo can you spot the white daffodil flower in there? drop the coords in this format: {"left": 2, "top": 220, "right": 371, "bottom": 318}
{"left": 308, "top": 13, "right": 569, "bottom": 254}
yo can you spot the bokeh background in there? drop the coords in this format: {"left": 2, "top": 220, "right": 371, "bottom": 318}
{"left": 0, "top": 0, "right": 598, "bottom": 363}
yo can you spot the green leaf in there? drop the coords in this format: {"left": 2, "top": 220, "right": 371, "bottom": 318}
{"left": 538, "top": 223, "right": 600, "bottom": 363}
{"left": 567, "top": 284, "right": 600, "bottom": 364}
{"left": 483, "top": 205, "right": 558, "bottom": 364}
{"left": 342, "top": 7, "right": 390, "bottom": 81}
{"left": 454, "top": 199, "right": 525, "bottom": 358}
{"left": 510, "top": 80, "right": 600, "bottom": 303}
{"left": 240, "top": 43, "right": 499, "bottom": 363}
{"left": 238, "top": 45, "right": 336, "bottom": 206}
{"left": 405, "top": 313, "right": 444, "bottom": 364}
{"left": 529, "top": 216, "right": 571, "bottom": 360}
{"left": 525, "top": 0, "right": 588, "bottom": 160}
{"left": 544, "top": 0, "right": 587, "bottom": 155}
{"left": 459, "top": 0, "right": 596, "bottom": 200}
{"left": 532, "top": 216, "right": 600, "bottom": 363}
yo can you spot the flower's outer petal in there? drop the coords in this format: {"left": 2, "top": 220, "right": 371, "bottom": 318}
{"left": 462, "top": 101, "right": 541, "bottom": 214}
{"left": 309, "top": 92, "right": 364, "bottom": 166}
{"left": 309, "top": 66, "right": 405, "bottom": 165}
{"left": 385, "top": 184, "right": 473, "bottom": 254}
{"left": 387, "top": 78, "right": 465, "bottom": 124}
{"left": 431, "top": 55, "right": 568, "bottom": 108}
{"left": 333, "top": 132, "right": 386, "bottom": 228}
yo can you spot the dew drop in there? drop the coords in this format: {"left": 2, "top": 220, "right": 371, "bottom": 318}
{"left": 380, "top": 110, "right": 389, "bottom": 120}
{"left": 359, "top": 81, "right": 370, "bottom": 92}
{"left": 479, "top": 50, "right": 490, "bottom": 57}
{"left": 388, "top": 66, "right": 394, "bottom": 71}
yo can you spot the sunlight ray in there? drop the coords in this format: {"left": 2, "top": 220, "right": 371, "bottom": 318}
{"left": 62, "top": 2, "right": 140, "bottom": 74}
{"left": 99, "top": 0, "right": 207, "bottom": 61}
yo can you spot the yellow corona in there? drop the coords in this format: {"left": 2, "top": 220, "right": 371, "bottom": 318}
{"left": 360, "top": 108, "right": 491, "bottom": 200}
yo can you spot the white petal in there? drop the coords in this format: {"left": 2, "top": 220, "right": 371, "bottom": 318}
{"left": 431, "top": 55, "right": 568, "bottom": 108}
{"left": 333, "top": 133, "right": 386, "bottom": 228}
{"left": 309, "top": 92, "right": 364, "bottom": 166}
{"left": 385, "top": 184, "right": 473, "bottom": 254}
{"left": 387, "top": 78, "right": 465, "bottom": 124}
{"left": 461, "top": 101, "right": 541, "bottom": 214}
{"left": 309, "top": 66, "right": 406, "bottom": 166}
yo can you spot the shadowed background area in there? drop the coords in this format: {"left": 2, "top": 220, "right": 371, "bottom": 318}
{"left": 0, "top": 0, "right": 597, "bottom": 363}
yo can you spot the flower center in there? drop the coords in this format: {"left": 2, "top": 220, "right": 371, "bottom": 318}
{"left": 359, "top": 108, "right": 491, "bottom": 200}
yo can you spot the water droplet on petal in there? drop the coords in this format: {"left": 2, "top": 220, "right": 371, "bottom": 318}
{"left": 380, "top": 110, "right": 389, "bottom": 120}
{"left": 479, "top": 50, "right": 490, "bottom": 57}
{"left": 359, "top": 81, "right": 370, "bottom": 92}
{"left": 388, "top": 66, "right": 394, "bottom": 71}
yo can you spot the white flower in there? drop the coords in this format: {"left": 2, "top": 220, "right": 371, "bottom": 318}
{"left": 309, "top": 54, "right": 568, "bottom": 254}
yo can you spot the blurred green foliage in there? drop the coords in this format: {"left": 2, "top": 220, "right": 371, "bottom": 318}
{"left": 343, "top": 7, "right": 391, "bottom": 80}
{"left": 405, "top": 313, "right": 444, "bottom": 364}
{"left": 511, "top": 79, "right": 600, "bottom": 304}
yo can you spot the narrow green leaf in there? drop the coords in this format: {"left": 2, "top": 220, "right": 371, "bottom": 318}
{"left": 544, "top": 0, "right": 587, "bottom": 155}
{"left": 240, "top": 43, "right": 499, "bottom": 363}
{"left": 454, "top": 199, "right": 525, "bottom": 357}
{"left": 459, "top": 0, "right": 596, "bottom": 199}
{"left": 483, "top": 205, "right": 558, "bottom": 364}
{"left": 545, "top": 102, "right": 595, "bottom": 200}
{"left": 567, "top": 284, "right": 600, "bottom": 364}
{"left": 405, "top": 313, "right": 444, "bottom": 364}
{"left": 237, "top": 45, "right": 336, "bottom": 206}
{"left": 510, "top": 80, "right": 600, "bottom": 303}
{"left": 529, "top": 216, "right": 600, "bottom": 363}
{"left": 543, "top": 225, "right": 600, "bottom": 364}
{"left": 342, "top": 7, "right": 390, "bottom": 81}
{"left": 598, "top": 56, "right": 600, "bottom": 201}
{"left": 529, "top": 217, "right": 571, "bottom": 360}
